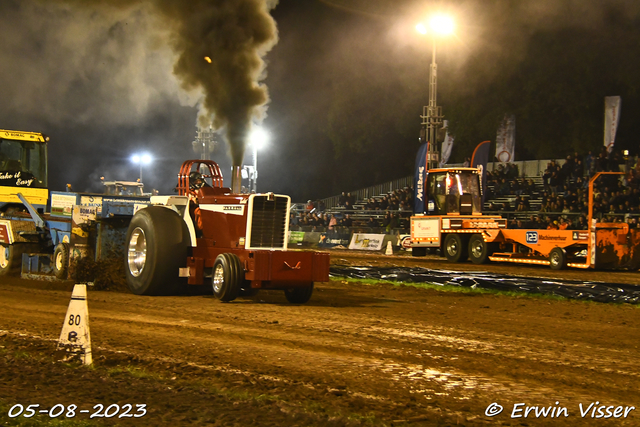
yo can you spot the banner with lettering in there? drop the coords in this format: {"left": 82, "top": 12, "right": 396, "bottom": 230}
{"left": 413, "top": 142, "right": 428, "bottom": 214}
{"left": 348, "top": 233, "right": 385, "bottom": 251}
{"left": 604, "top": 96, "right": 621, "bottom": 153}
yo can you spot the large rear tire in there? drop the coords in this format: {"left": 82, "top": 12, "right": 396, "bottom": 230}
{"left": 212, "top": 253, "right": 242, "bottom": 302}
{"left": 125, "top": 207, "right": 189, "bottom": 295}
{"left": 444, "top": 234, "right": 468, "bottom": 263}
{"left": 284, "top": 284, "right": 314, "bottom": 304}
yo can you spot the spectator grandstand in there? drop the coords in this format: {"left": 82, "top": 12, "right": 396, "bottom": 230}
{"left": 291, "top": 147, "right": 640, "bottom": 235}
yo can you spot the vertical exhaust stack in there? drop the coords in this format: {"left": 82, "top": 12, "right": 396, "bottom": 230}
{"left": 231, "top": 165, "right": 242, "bottom": 194}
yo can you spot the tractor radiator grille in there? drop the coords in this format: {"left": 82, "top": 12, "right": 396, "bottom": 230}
{"left": 249, "top": 195, "right": 288, "bottom": 249}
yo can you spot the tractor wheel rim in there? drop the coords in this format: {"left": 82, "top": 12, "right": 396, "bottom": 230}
{"left": 550, "top": 252, "right": 559, "bottom": 266}
{"left": 447, "top": 241, "right": 458, "bottom": 256}
{"left": 213, "top": 264, "right": 225, "bottom": 293}
{"left": 127, "top": 227, "right": 147, "bottom": 277}
{"left": 471, "top": 241, "right": 483, "bottom": 258}
{"left": 55, "top": 251, "right": 63, "bottom": 270}
{"left": 0, "top": 246, "right": 8, "bottom": 269}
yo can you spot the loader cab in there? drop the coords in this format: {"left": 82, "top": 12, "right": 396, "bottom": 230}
{"left": 0, "top": 129, "right": 49, "bottom": 212}
{"left": 426, "top": 168, "right": 482, "bottom": 215}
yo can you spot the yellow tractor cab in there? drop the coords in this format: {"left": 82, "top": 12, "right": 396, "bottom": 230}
{"left": 0, "top": 129, "right": 49, "bottom": 212}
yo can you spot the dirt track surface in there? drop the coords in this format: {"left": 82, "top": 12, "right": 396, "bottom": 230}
{"left": 1, "top": 251, "right": 640, "bottom": 426}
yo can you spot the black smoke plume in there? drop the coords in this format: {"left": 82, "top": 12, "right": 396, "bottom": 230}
{"left": 57, "top": 0, "right": 279, "bottom": 167}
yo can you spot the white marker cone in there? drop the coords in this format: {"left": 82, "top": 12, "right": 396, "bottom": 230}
{"left": 385, "top": 241, "right": 393, "bottom": 256}
{"left": 57, "top": 284, "right": 92, "bottom": 365}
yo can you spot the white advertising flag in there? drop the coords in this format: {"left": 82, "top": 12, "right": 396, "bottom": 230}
{"left": 604, "top": 96, "right": 621, "bottom": 153}
{"left": 439, "top": 120, "right": 454, "bottom": 165}
{"left": 495, "top": 114, "right": 516, "bottom": 163}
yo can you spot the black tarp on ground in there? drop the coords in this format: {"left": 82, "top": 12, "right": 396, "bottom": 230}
{"left": 329, "top": 266, "right": 640, "bottom": 304}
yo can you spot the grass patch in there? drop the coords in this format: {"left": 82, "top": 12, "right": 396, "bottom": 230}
{"left": 106, "top": 365, "right": 165, "bottom": 380}
{"left": 332, "top": 276, "right": 570, "bottom": 302}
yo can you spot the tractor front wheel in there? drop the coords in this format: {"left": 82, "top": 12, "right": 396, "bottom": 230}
{"left": 52, "top": 243, "right": 70, "bottom": 280}
{"left": 212, "top": 253, "right": 243, "bottom": 302}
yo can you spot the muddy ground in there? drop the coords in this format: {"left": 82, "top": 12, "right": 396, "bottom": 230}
{"left": 1, "top": 250, "right": 639, "bottom": 426}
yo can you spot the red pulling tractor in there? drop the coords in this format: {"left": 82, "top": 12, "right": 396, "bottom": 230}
{"left": 124, "top": 160, "right": 330, "bottom": 303}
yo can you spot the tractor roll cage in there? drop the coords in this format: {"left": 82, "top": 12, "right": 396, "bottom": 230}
{"left": 177, "top": 160, "right": 225, "bottom": 196}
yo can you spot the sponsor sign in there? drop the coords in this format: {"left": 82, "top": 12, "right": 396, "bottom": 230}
{"left": 349, "top": 233, "right": 384, "bottom": 251}
{"left": 73, "top": 206, "right": 97, "bottom": 225}
{"left": 51, "top": 193, "right": 77, "bottom": 217}
{"left": 319, "top": 232, "right": 351, "bottom": 248}
{"left": 0, "top": 220, "right": 12, "bottom": 244}
{"left": 572, "top": 231, "right": 589, "bottom": 241}
{"left": 289, "top": 231, "right": 305, "bottom": 244}
{"left": 81, "top": 195, "right": 103, "bottom": 215}
{"left": 413, "top": 217, "right": 440, "bottom": 239}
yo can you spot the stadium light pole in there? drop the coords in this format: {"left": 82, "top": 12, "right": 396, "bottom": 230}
{"left": 416, "top": 14, "right": 454, "bottom": 170}
{"left": 249, "top": 127, "right": 269, "bottom": 193}
{"left": 131, "top": 153, "right": 152, "bottom": 183}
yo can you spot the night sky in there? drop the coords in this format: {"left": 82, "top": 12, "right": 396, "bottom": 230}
{"left": 1, "top": 0, "right": 639, "bottom": 201}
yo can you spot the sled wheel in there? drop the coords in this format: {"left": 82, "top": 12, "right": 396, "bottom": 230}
{"left": 444, "top": 234, "right": 468, "bottom": 263}
{"left": 469, "top": 234, "right": 493, "bottom": 264}
{"left": 284, "top": 284, "right": 314, "bottom": 304}
{"left": 0, "top": 243, "right": 38, "bottom": 276}
{"left": 212, "top": 253, "right": 243, "bottom": 302}
{"left": 53, "top": 243, "right": 70, "bottom": 280}
{"left": 549, "top": 247, "right": 567, "bottom": 270}
{"left": 411, "top": 247, "right": 427, "bottom": 257}
{"left": 125, "top": 207, "right": 189, "bottom": 295}
{"left": 239, "top": 284, "right": 259, "bottom": 298}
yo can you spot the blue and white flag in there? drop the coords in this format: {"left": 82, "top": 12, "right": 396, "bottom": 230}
{"left": 413, "top": 142, "right": 428, "bottom": 214}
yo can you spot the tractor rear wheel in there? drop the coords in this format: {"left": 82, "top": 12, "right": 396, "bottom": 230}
{"left": 444, "top": 234, "right": 468, "bottom": 263}
{"left": 212, "top": 253, "right": 243, "bottom": 302}
{"left": 549, "top": 247, "right": 567, "bottom": 270}
{"left": 125, "top": 207, "right": 189, "bottom": 295}
{"left": 284, "top": 284, "right": 314, "bottom": 304}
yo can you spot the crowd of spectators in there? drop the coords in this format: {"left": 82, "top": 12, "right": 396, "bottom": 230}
{"left": 291, "top": 146, "right": 640, "bottom": 234}
{"left": 486, "top": 147, "right": 640, "bottom": 229}
{"left": 290, "top": 187, "right": 414, "bottom": 232}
